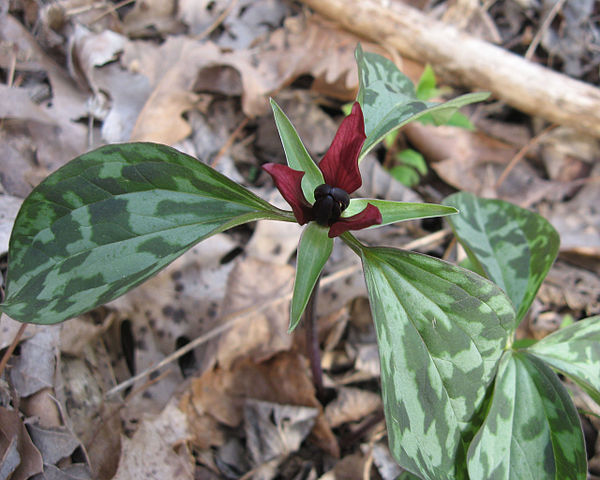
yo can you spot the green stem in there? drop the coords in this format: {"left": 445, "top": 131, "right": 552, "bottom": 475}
{"left": 340, "top": 232, "right": 365, "bottom": 256}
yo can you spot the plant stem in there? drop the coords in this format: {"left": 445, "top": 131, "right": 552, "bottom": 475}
{"left": 305, "top": 274, "right": 325, "bottom": 401}
{"left": 340, "top": 232, "right": 365, "bottom": 256}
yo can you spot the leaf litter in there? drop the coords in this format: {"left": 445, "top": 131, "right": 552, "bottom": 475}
{"left": 0, "top": 0, "right": 599, "bottom": 478}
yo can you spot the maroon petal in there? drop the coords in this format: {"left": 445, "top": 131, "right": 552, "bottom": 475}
{"left": 262, "top": 163, "right": 313, "bottom": 225}
{"left": 318, "top": 102, "right": 366, "bottom": 194}
{"left": 328, "top": 203, "right": 382, "bottom": 238}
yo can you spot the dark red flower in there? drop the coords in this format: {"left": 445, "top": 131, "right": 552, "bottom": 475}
{"left": 263, "top": 102, "right": 382, "bottom": 238}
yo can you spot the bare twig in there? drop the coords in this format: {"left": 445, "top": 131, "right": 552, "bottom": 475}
{"left": 195, "top": 0, "right": 239, "bottom": 41}
{"left": 0, "top": 323, "right": 27, "bottom": 377}
{"left": 525, "top": 0, "right": 568, "bottom": 61}
{"left": 210, "top": 117, "right": 249, "bottom": 168}
{"left": 495, "top": 124, "right": 557, "bottom": 189}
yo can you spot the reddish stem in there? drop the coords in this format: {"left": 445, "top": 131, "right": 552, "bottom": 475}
{"left": 305, "top": 275, "right": 325, "bottom": 402}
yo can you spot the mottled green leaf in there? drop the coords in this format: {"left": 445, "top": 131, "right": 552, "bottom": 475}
{"left": 396, "top": 149, "right": 428, "bottom": 175}
{"left": 444, "top": 192, "right": 560, "bottom": 324}
{"left": 356, "top": 241, "right": 515, "bottom": 479}
{"left": 416, "top": 64, "right": 441, "bottom": 101}
{"left": 468, "top": 351, "right": 586, "bottom": 480}
{"left": 526, "top": 315, "right": 600, "bottom": 404}
{"left": 355, "top": 44, "right": 489, "bottom": 160}
{"left": 289, "top": 222, "right": 333, "bottom": 332}
{"left": 398, "top": 472, "right": 424, "bottom": 480}
{"left": 270, "top": 99, "right": 324, "bottom": 203}
{"left": 1, "top": 143, "right": 287, "bottom": 325}
{"left": 342, "top": 199, "right": 457, "bottom": 228}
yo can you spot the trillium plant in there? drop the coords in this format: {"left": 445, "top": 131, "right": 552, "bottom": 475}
{"left": 2, "top": 45, "right": 598, "bottom": 479}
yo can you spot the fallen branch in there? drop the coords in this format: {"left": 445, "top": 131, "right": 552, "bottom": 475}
{"left": 298, "top": 0, "right": 600, "bottom": 138}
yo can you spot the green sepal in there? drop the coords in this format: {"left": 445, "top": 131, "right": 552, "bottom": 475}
{"left": 467, "top": 351, "right": 587, "bottom": 479}
{"left": 355, "top": 44, "right": 489, "bottom": 161}
{"left": 354, "top": 240, "right": 515, "bottom": 479}
{"left": 342, "top": 199, "right": 457, "bottom": 227}
{"left": 444, "top": 192, "right": 560, "bottom": 325}
{"left": 526, "top": 315, "right": 600, "bottom": 404}
{"left": 289, "top": 222, "right": 333, "bottom": 333}
{"left": 1, "top": 143, "right": 288, "bottom": 325}
{"left": 270, "top": 99, "right": 324, "bottom": 203}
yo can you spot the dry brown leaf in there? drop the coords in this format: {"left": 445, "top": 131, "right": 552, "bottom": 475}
{"left": 353, "top": 344, "right": 381, "bottom": 379}
{"left": 9, "top": 327, "right": 59, "bottom": 398}
{"left": 0, "top": 15, "right": 88, "bottom": 172}
{"left": 112, "top": 400, "right": 194, "bottom": 480}
{"left": 182, "top": 352, "right": 340, "bottom": 457}
{"left": 325, "top": 387, "right": 382, "bottom": 428}
{"left": 36, "top": 463, "right": 92, "bottom": 479}
{"left": 0, "top": 194, "right": 23, "bottom": 254}
{"left": 176, "top": 0, "right": 220, "bottom": 35}
{"left": 84, "top": 410, "right": 122, "bottom": 480}
{"left": 442, "top": 0, "right": 502, "bottom": 43}
{"left": 0, "top": 85, "right": 57, "bottom": 124}
{"left": 257, "top": 16, "right": 363, "bottom": 101}
{"left": 245, "top": 205, "right": 302, "bottom": 264}
{"left": 244, "top": 399, "right": 318, "bottom": 465}
{"left": 55, "top": 336, "right": 121, "bottom": 479}
{"left": 319, "top": 451, "right": 369, "bottom": 480}
{"left": 123, "top": 39, "right": 217, "bottom": 143}
{"left": 215, "top": 257, "right": 294, "bottom": 369}
{"left": 539, "top": 127, "right": 599, "bottom": 181}
{"left": 541, "top": 162, "right": 600, "bottom": 258}
{"left": 0, "top": 406, "right": 44, "bottom": 480}
{"left": 0, "top": 316, "right": 41, "bottom": 351}
{"left": 0, "top": 129, "right": 40, "bottom": 197}
{"left": 25, "top": 421, "right": 81, "bottom": 465}
{"left": 122, "top": 0, "right": 179, "bottom": 36}
{"left": 415, "top": 126, "right": 567, "bottom": 206}
{"left": 259, "top": 15, "right": 425, "bottom": 101}
{"left": 93, "top": 63, "right": 152, "bottom": 143}
{"left": 68, "top": 25, "right": 127, "bottom": 93}
{"left": 371, "top": 442, "right": 402, "bottom": 480}
{"left": 181, "top": 0, "right": 291, "bottom": 50}
{"left": 123, "top": 38, "right": 273, "bottom": 143}
{"left": 58, "top": 342, "right": 118, "bottom": 442}
{"left": 538, "top": 262, "right": 600, "bottom": 316}
{"left": 20, "top": 388, "right": 61, "bottom": 429}
{"left": 58, "top": 313, "right": 112, "bottom": 357}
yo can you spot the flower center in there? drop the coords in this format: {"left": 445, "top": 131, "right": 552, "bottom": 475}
{"left": 312, "top": 184, "right": 350, "bottom": 226}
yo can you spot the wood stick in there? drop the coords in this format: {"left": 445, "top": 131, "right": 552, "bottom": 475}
{"left": 297, "top": 0, "right": 600, "bottom": 138}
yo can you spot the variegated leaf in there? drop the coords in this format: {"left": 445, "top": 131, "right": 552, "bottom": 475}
{"left": 342, "top": 199, "right": 457, "bottom": 227}
{"left": 468, "top": 351, "right": 587, "bottom": 479}
{"left": 357, "top": 242, "right": 515, "bottom": 479}
{"left": 289, "top": 222, "right": 333, "bottom": 332}
{"left": 355, "top": 44, "right": 489, "bottom": 160}
{"left": 444, "top": 192, "right": 560, "bottom": 324}
{"left": 526, "top": 315, "right": 600, "bottom": 404}
{"left": 398, "top": 472, "right": 423, "bottom": 479}
{"left": 2, "top": 143, "right": 288, "bottom": 325}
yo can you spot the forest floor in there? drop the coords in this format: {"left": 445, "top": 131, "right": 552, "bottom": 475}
{"left": 0, "top": 0, "right": 599, "bottom": 478}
